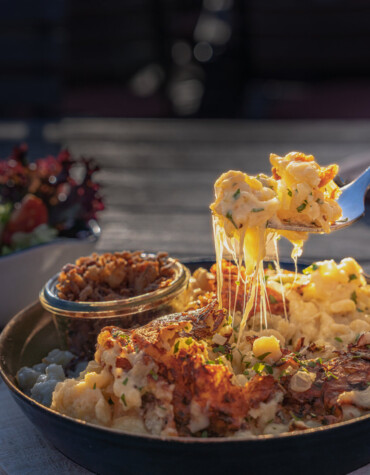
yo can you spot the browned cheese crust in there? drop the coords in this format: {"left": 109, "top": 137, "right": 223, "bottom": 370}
{"left": 97, "top": 300, "right": 280, "bottom": 436}
{"left": 57, "top": 251, "right": 176, "bottom": 302}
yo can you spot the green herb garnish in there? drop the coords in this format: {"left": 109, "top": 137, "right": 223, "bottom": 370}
{"left": 348, "top": 274, "right": 357, "bottom": 281}
{"left": 290, "top": 411, "right": 301, "bottom": 421}
{"left": 334, "top": 337, "right": 343, "bottom": 343}
{"left": 316, "top": 198, "right": 324, "bottom": 205}
{"left": 326, "top": 371, "right": 338, "bottom": 381}
{"left": 287, "top": 188, "right": 292, "bottom": 197}
{"left": 121, "top": 394, "right": 127, "bottom": 406}
{"left": 185, "top": 337, "right": 193, "bottom": 345}
{"left": 226, "top": 211, "right": 238, "bottom": 229}
{"left": 253, "top": 362, "right": 265, "bottom": 375}
{"left": 213, "top": 345, "right": 226, "bottom": 354}
{"left": 269, "top": 294, "right": 277, "bottom": 304}
{"left": 350, "top": 291, "right": 357, "bottom": 304}
{"left": 150, "top": 370, "right": 159, "bottom": 381}
{"left": 174, "top": 341, "right": 180, "bottom": 354}
{"left": 264, "top": 365, "right": 273, "bottom": 375}
{"left": 257, "top": 352, "right": 271, "bottom": 361}
{"left": 302, "top": 263, "right": 319, "bottom": 274}
{"left": 297, "top": 201, "right": 307, "bottom": 213}
{"left": 122, "top": 377, "right": 128, "bottom": 385}
{"left": 233, "top": 188, "right": 241, "bottom": 200}
{"left": 226, "top": 353, "right": 233, "bottom": 362}
{"left": 93, "top": 383, "right": 96, "bottom": 390}
{"left": 201, "top": 430, "right": 208, "bottom": 438}
{"left": 252, "top": 207, "right": 264, "bottom": 213}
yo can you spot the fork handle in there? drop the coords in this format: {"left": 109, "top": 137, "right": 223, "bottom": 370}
{"left": 348, "top": 166, "right": 370, "bottom": 193}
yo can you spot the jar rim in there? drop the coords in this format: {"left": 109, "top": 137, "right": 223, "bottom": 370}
{"left": 40, "top": 258, "right": 190, "bottom": 318}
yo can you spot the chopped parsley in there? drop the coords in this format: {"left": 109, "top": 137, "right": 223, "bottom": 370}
{"left": 268, "top": 263, "right": 274, "bottom": 270}
{"left": 122, "top": 377, "right": 128, "bottom": 385}
{"left": 93, "top": 383, "right": 96, "bottom": 390}
{"left": 290, "top": 411, "right": 301, "bottom": 421}
{"left": 303, "top": 263, "right": 319, "bottom": 275}
{"left": 297, "top": 201, "right": 307, "bottom": 213}
{"left": 226, "top": 353, "right": 233, "bottom": 362}
{"left": 235, "top": 280, "right": 240, "bottom": 286}
{"left": 226, "top": 211, "right": 238, "bottom": 229}
{"left": 287, "top": 188, "right": 292, "bottom": 197}
{"left": 185, "top": 337, "right": 193, "bottom": 345}
{"left": 257, "top": 352, "right": 271, "bottom": 361}
{"left": 205, "top": 359, "right": 216, "bottom": 365}
{"left": 150, "top": 370, "right": 159, "bottom": 381}
{"left": 201, "top": 430, "right": 208, "bottom": 438}
{"left": 252, "top": 362, "right": 265, "bottom": 375}
{"left": 233, "top": 188, "right": 241, "bottom": 200}
{"left": 350, "top": 291, "right": 357, "bottom": 304}
{"left": 265, "top": 365, "right": 273, "bottom": 375}
{"left": 316, "top": 198, "right": 324, "bottom": 205}
{"left": 252, "top": 207, "right": 264, "bottom": 213}
{"left": 334, "top": 337, "right": 343, "bottom": 343}
{"left": 268, "top": 294, "right": 278, "bottom": 304}
{"left": 174, "top": 341, "right": 180, "bottom": 354}
{"left": 213, "top": 345, "right": 226, "bottom": 354}
{"left": 348, "top": 274, "right": 357, "bottom": 281}
{"left": 121, "top": 394, "right": 127, "bottom": 406}
{"left": 326, "top": 371, "right": 338, "bottom": 381}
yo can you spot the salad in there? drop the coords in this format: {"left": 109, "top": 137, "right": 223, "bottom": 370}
{"left": 0, "top": 144, "right": 104, "bottom": 256}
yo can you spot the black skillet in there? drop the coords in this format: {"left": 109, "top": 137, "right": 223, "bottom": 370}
{"left": 0, "top": 260, "right": 369, "bottom": 475}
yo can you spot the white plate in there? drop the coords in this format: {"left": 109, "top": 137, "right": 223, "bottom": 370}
{"left": 0, "top": 222, "right": 100, "bottom": 327}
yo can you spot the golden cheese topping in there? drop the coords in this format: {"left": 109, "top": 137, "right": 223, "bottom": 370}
{"left": 269, "top": 152, "right": 342, "bottom": 233}
{"left": 210, "top": 151, "right": 342, "bottom": 344}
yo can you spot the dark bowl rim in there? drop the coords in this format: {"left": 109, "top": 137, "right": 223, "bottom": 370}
{"left": 1, "top": 326, "right": 369, "bottom": 445}
{"left": 1, "top": 257, "right": 370, "bottom": 445}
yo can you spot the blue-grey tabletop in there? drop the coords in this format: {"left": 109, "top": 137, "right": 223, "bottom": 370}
{"left": 0, "top": 118, "right": 369, "bottom": 474}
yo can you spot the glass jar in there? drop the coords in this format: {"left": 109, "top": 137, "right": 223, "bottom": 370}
{"left": 40, "top": 260, "right": 190, "bottom": 360}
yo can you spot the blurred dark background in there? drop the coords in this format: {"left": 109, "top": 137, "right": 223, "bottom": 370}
{"left": 2, "top": 0, "right": 370, "bottom": 120}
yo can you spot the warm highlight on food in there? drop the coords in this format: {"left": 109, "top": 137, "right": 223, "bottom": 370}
{"left": 47, "top": 258, "right": 370, "bottom": 437}
{"left": 56, "top": 251, "right": 177, "bottom": 302}
{"left": 15, "top": 150, "right": 370, "bottom": 440}
{"left": 210, "top": 151, "right": 342, "bottom": 344}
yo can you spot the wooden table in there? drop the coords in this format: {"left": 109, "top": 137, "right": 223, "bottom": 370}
{"left": 0, "top": 119, "right": 369, "bottom": 474}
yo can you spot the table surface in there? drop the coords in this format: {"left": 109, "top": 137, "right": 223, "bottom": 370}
{"left": 0, "top": 119, "right": 369, "bottom": 474}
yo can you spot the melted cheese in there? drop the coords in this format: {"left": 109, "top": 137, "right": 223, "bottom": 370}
{"left": 210, "top": 152, "right": 342, "bottom": 347}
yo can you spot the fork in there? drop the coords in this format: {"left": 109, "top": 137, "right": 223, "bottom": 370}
{"left": 267, "top": 166, "right": 370, "bottom": 233}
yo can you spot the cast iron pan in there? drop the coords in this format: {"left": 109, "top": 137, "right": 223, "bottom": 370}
{"left": 0, "top": 260, "right": 369, "bottom": 475}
